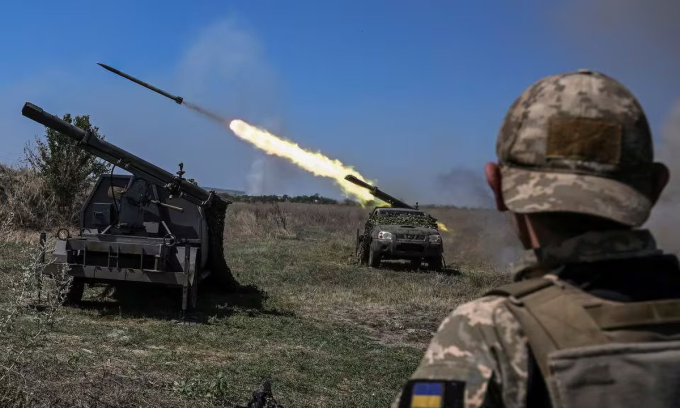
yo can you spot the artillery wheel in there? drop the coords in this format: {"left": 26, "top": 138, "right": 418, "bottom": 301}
{"left": 427, "top": 256, "right": 443, "bottom": 272}
{"left": 368, "top": 246, "right": 381, "bottom": 268}
{"left": 64, "top": 278, "right": 85, "bottom": 305}
{"left": 410, "top": 258, "right": 421, "bottom": 271}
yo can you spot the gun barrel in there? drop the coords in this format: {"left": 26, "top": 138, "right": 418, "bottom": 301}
{"left": 22, "top": 102, "right": 210, "bottom": 204}
{"left": 344, "top": 174, "right": 414, "bottom": 209}
{"left": 97, "top": 63, "right": 184, "bottom": 105}
{"left": 344, "top": 175, "right": 373, "bottom": 190}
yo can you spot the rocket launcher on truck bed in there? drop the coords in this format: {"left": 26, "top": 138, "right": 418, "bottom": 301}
{"left": 344, "top": 175, "right": 416, "bottom": 209}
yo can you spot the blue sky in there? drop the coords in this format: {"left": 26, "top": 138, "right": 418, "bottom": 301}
{"left": 1, "top": 1, "right": 678, "bottom": 206}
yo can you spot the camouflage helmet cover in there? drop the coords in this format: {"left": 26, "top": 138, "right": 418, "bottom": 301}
{"left": 497, "top": 70, "right": 655, "bottom": 226}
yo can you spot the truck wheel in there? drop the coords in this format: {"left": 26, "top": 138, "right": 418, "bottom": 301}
{"left": 356, "top": 235, "right": 369, "bottom": 265}
{"left": 357, "top": 246, "right": 368, "bottom": 265}
{"left": 410, "top": 258, "right": 421, "bottom": 271}
{"left": 64, "top": 278, "right": 85, "bottom": 305}
{"left": 368, "top": 247, "right": 381, "bottom": 268}
{"left": 428, "top": 256, "right": 443, "bottom": 272}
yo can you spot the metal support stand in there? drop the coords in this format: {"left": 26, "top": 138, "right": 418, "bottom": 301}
{"left": 181, "top": 242, "right": 190, "bottom": 319}
{"left": 190, "top": 249, "right": 199, "bottom": 310}
{"left": 38, "top": 232, "right": 46, "bottom": 303}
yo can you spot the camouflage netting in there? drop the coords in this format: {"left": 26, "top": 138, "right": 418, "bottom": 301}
{"left": 205, "top": 194, "right": 238, "bottom": 288}
{"left": 369, "top": 213, "right": 438, "bottom": 230}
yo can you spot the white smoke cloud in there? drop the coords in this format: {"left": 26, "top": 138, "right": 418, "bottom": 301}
{"left": 647, "top": 100, "right": 680, "bottom": 253}
{"left": 554, "top": 0, "right": 680, "bottom": 72}
{"left": 176, "top": 18, "right": 338, "bottom": 197}
{"left": 550, "top": 0, "right": 680, "bottom": 252}
{"left": 246, "top": 156, "right": 266, "bottom": 195}
{"left": 175, "top": 17, "right": 285, "bottom": 135}
{"left": 435, "top": 167, "right": 493, "bottom": 208}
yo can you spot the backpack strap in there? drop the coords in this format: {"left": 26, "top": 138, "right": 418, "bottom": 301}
{"left": 486, "top": 277, "right": 553, "bottom": 298}
{"left": 587, "top": 299, "right": 680, "bottom": 330}
{"left": 491, "top": 278, "right": 609, "bottom": 380}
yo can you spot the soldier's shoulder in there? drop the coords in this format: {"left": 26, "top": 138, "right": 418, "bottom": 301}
{"left": 425, "top": 295, "right": 522, "bottom": 363}
{"left": 438, "top": 295, "right": 512, "bottom": 331}
{"left": 434, "top": 294, "right": 525, "bottom": 356}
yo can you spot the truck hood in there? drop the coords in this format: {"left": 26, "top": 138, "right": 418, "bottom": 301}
{"left": 377, "top": 225, "right": 439, "bottom": 235}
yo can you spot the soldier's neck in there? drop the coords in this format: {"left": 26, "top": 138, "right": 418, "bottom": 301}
{"left": 523, "top": 215, "right": 600, "bottom": 249}
{"left": 512, "top": 213, "right": 631, "bottom": 251}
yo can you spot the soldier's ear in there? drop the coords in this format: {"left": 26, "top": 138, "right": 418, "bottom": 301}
{"left": 650, "top": 162, "right": 670, "bottom": 205}
{"left": 485, "top": 162, "right": 508, "bottom": 211}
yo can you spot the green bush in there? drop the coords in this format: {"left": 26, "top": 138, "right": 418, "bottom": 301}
{"left": 24, "top": 113, "right": 110, "bottom": 224}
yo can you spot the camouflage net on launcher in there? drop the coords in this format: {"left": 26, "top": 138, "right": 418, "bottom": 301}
{"left": 368, "top": 213, "right": 438, "bottom": 230}
{"left": 205, "top": 194, "right": 237, "bottom": 288}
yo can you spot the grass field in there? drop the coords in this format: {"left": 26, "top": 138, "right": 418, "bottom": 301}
{"left": 0, "top": 202, "right": 519, "bottom": 407}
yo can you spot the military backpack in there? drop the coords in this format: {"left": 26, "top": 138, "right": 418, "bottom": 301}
{"left": 489, "top": 276, "right": 680, "bottom": 408}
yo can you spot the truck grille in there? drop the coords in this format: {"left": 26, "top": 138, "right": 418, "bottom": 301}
{"left": 396, "top": 234, "right": 426, "bottom": 241}
{"left": 396, "top": 243, "right": 424, "bottom": 252}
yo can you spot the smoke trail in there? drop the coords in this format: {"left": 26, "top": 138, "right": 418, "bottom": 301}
{"left": 229, "top": 119, "right": 379, "bottom": 204}
{"left": 183, "top": 101, "right": 231, "bottom": 124}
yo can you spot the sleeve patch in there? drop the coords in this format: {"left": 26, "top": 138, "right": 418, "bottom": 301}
{"left": 399, "top": 380, "right": 465, "bottom": 408}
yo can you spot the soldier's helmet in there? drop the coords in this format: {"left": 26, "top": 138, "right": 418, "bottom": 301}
{"left": 497, "top": 69, "right": 655, "bottom": 226}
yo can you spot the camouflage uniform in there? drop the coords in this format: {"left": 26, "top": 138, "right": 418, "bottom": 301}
{"left": 394, "top": 70, "right": 676, "bottom": 407}
{"left": 392, "top": 229, "right": 661, "bottom": 408}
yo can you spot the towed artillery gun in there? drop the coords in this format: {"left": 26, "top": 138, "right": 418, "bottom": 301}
{"left": 22, "top": 103, "right": 233, "bottom": 312}
{"left": 345, "top": 175, "right": 444, "bottom": 271}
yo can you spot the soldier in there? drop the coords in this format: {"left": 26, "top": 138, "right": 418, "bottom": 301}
{"left": 393, "top": 70, "right": 680, "bottom": 408}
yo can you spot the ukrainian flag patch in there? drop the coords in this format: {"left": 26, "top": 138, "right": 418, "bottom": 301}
{"left": 399, "top": 379, "right": 464, "bottom": 408}
{"left": 410, "top": 382, "right": 443, "bottom": 408}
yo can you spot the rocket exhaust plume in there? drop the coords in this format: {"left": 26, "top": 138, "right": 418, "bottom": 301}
{"left": 171, "top": 98, "right": 380, "bottom": 203}
{"left": 218, "top": 111, "right": 449, "bottom": 229}
{"left": 227, "top": 120, "right": 378, "bottom": 203}
{"left": 189, "top": 106, "right": 378, "bottom": 204}
{"left": 187, "top": 104, "right": 449, "bottom": 228}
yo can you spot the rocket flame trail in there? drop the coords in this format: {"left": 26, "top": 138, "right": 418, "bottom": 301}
{"left": 184, "top": 102, "right": 378, "bottom": 204}
{"left": 228, "top": 119, "right": 378, "bottom": 204}
{"left": 230, "top": 118, "right": 451, "bottom": 231}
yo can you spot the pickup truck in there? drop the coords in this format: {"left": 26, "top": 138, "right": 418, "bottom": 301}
{"left": 356, "top": 207, "right": 444, "bottom": 271}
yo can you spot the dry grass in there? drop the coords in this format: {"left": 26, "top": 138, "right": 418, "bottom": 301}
{"left": 0, "top": 201, "right": 519, "bottom": 407}
{"left": 225, "top": 202, "right": 518, "bottom": 348}
{"left": 0, "top": 165, "right": 88, "bottom": 231}
{"left": 225, "top": 202, "right": 366, "bottom": 242}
